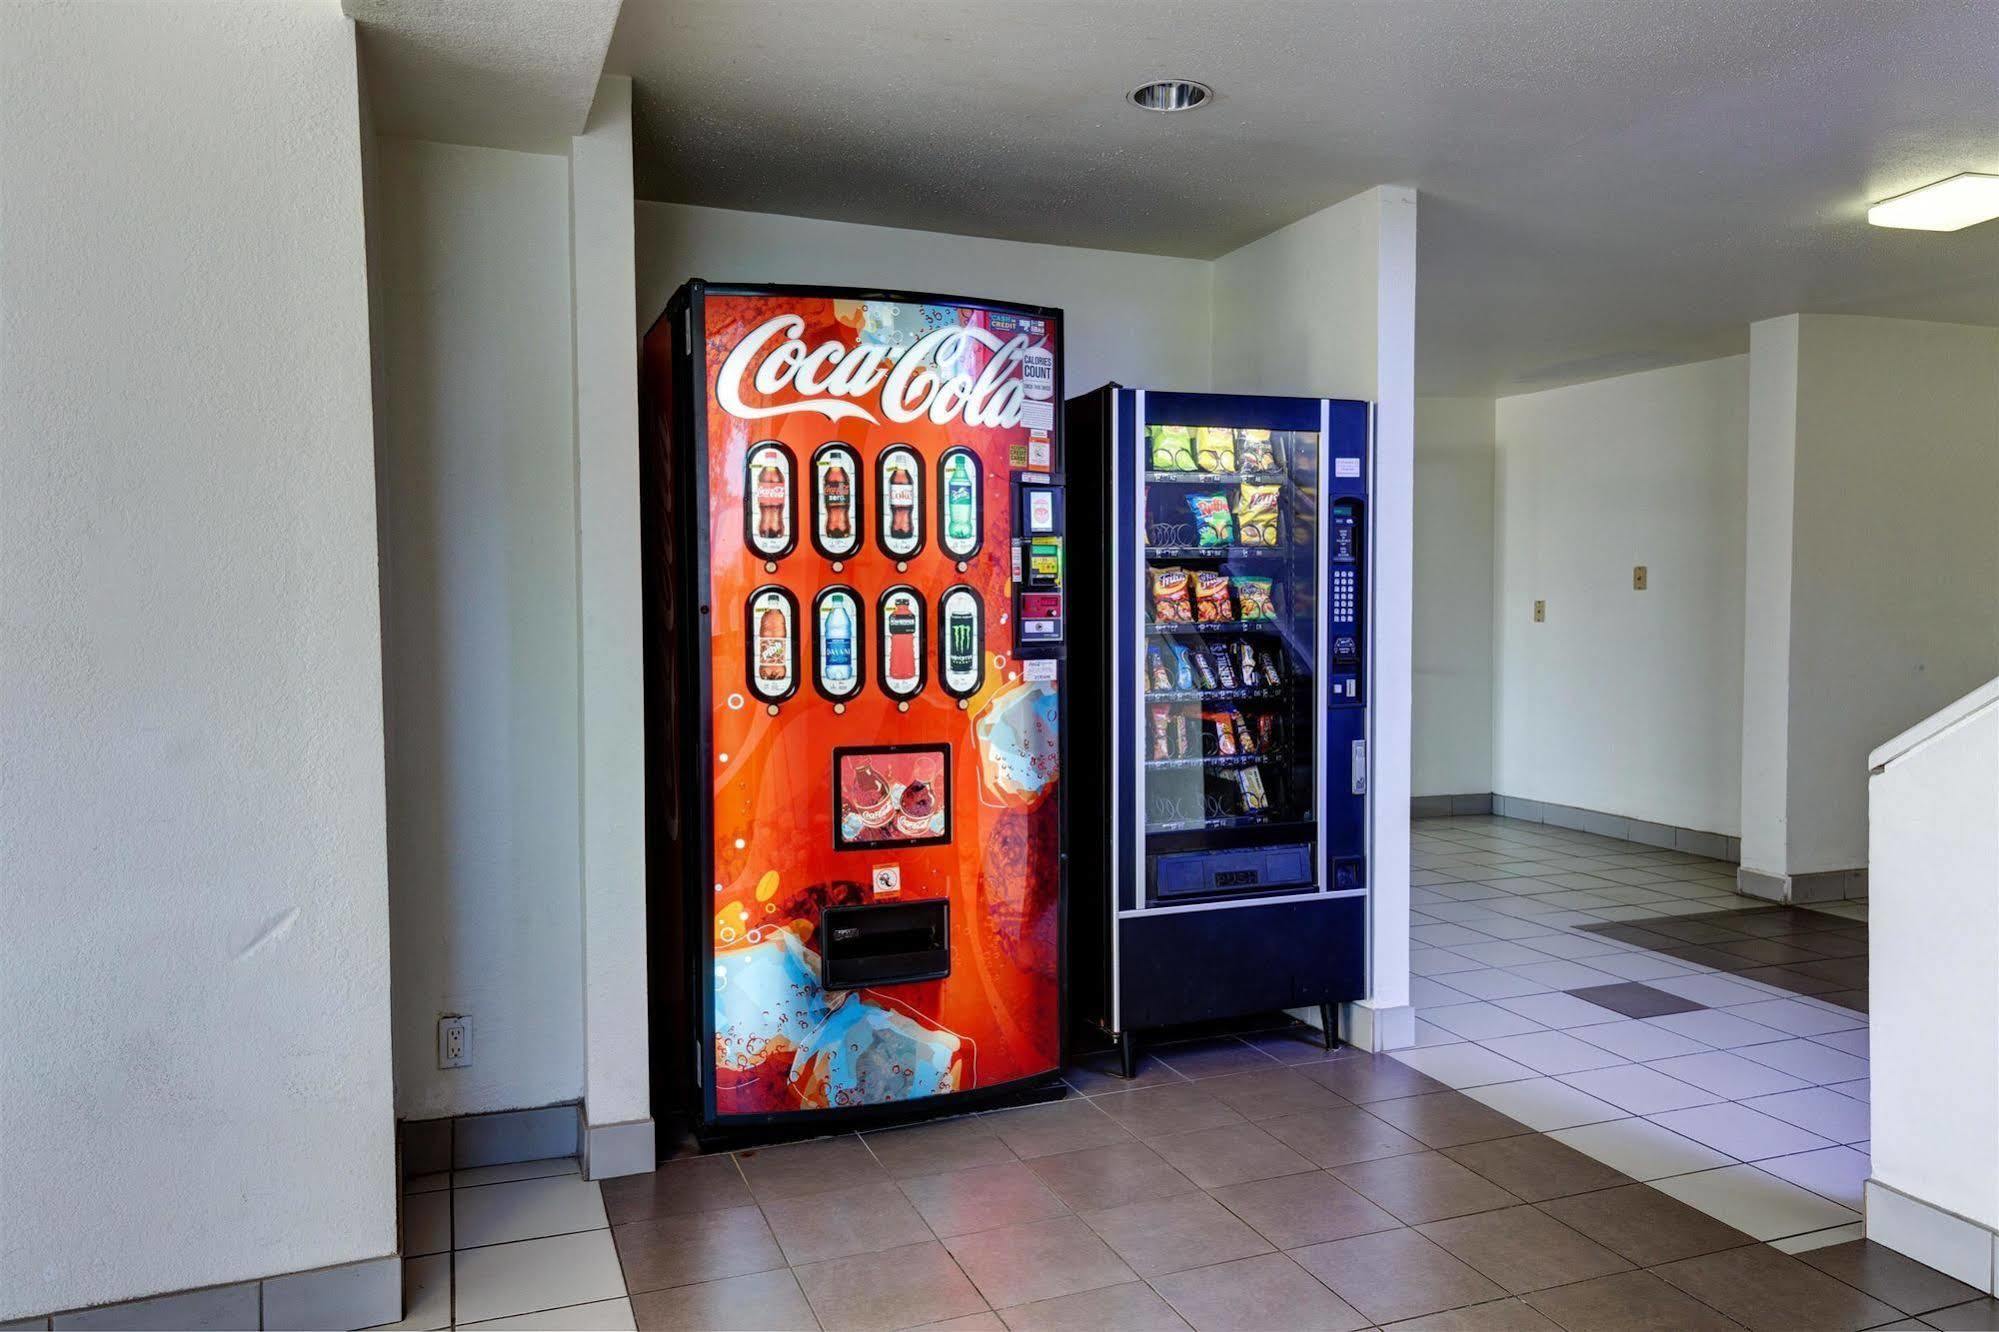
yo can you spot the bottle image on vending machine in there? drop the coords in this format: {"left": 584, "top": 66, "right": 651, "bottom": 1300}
{"left": 755, "top": 462, "right": 786, "bottom": 540}
{"left": 824, "top": 601, "right": 853, "bottom": 685}
{"left": 823, "top": 461, "right": 852, "bottom": 538}
{"left": 944, "top": 454, "right": 975, "bottom": 544}
{"left": 888, "top": 464, "right": 916, "bottom": 538}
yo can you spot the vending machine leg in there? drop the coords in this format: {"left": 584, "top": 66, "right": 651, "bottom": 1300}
{"left": 1118, "top": 1030, "right": 1138, "bottom": 1080}
{"left": 1320, "top": 1003, "right": 1340, "bottom": 1051}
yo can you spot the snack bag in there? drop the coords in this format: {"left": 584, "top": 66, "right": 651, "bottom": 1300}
{"left": 1174, "top": 712, "right": 1192, "bottom": 758}
{"left": 1195, "top": 427, "right": 1237, "bottom": 473}
{"left": 1238, "top": 430, "right": 1278, "bottom": 473}
{"left": 1234, "top": 575, "right": 1276, "bottom": 620}
{"left": 1150, "top": 567, "right": 1193, "bottom": 622}
{"left": 1231, "top": 709, "right": 1259, "bottom": 755}
{"left": 1256, "top": 713, "right": 1277, "bottom": 753}
{"left": 1194, "top": 570, "right": 1235, "bottom": 623}
{"left": 1190, "top": 646, "right": 1220, "bottom": 690}
{"left": 1258, "top": 646, "right": 1283, "bottom": 686}
{"left": 1206, "top": 711, "right": 1238, "bottom": 757}
{"left": 1237, "top": 766, "right": 1270, "bottom": 811}
{"left": 1170, "top": 644, "right": 1195, "bottom": 690}
{"left": 1146, "top": 643, "right": 1172, "bottom": 691}
{"left": 1151, "top": 703, "right": 1171, "bottom": 760}
{"left": 1211, "top": 642, "right": 1239, "bottom": 688}
{"left": 1186, "top": 492, "right": 1233, "bottom": 547}
{"left": 1235, "top": 483, "right": 1280, "bottom": 546}
{"left": 1148, "top": 425, "right": 1197, "bottom": 471}
{"left": 1236, "top": 640, "right": 1261, "bottom": 688}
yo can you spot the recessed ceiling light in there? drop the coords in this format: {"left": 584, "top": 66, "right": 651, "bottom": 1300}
{"left": 1128, "top": 79, "right": 1212, "bottom": 113}
{"left": 1868, "top": 173, "right": 1999, "bottom": 231}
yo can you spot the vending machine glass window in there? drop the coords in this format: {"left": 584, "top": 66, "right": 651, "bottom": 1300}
{"left": 1139, "top": 422, "right": 1319, "bottom": 893}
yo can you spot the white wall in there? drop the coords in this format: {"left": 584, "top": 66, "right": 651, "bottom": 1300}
{"left": 376, "top": 138, "right": 586, "bottom": 1120}
{"left": 636, "top": 202, "right": 1214, "bottom": 394}
{"left": 1413, "top": 397, "right": 1496, "bottom": 797}
{"left": 1212, "top": 187, "right": 1419, "bottom": 1045}
{"left": 1493, "top": 356, "right": 1749, "bottom": 836}
{"left": 1, "top": 2, "right": 394, "bottom": 1316}
{"left": 1868, "top": 679, "right": 1999, "bottom": 1288}
{"left": 1783, "top": 317, "right": 1999, "bottom": 875}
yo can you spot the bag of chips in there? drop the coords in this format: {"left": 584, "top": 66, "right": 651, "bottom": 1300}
{"left": 1150, "top": 703, "right": 1171, "bottom": 760}
{"left": 1235, "top": 483, "right": 1279, "bottom": 546}
{"left": 1147, "top": 643, "right": 1172, "bottom": 691}
{"left": 1150, "top": 567, "right": 1192, "bottom": 622}
{"left": 1186, "top": 492, "right": 1233, "bottom": 547}
{"left": 1238, "top": 430, "right": 1277, "bottom": 473}
{"left": 1206, "top": 710, "right": 1238, "bottom": 757}
{"left": 1194, "top": 570, "right": 1235, "bottom": 623}
{"left": 1195, "top": 426, "right": 1237, "bottom": 473}
{"left": 1174, "top": 712, "right": 1193, "bottom": 759}
{"left": 1148, "top": 424, "right": 1197, "bottom": 471}
{"left": 1256, "top": 712, "right": 1277, "bottom": 753}
{"left": 1234, "top": 575, "right": 1276, "bottom": 621}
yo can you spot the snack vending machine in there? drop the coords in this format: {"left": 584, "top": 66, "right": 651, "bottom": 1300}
{"left": 642, "top": 282, "right": 1068, "bottom": 1136}
{"left": 1066, "top": 388, "right": 1370, "bottom": 1073}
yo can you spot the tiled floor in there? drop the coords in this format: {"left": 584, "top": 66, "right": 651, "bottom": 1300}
{"left": 376, "top": 817, "right": 1999, "bottom": 1331}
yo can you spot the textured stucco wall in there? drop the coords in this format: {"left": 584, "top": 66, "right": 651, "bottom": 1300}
{"left": 0, "top": 1, "right": 395, "bottom": 1316}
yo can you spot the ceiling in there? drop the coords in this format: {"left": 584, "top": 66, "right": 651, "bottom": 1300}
{"left": 605, "top": 0, "right": 1999, "bottom": 395}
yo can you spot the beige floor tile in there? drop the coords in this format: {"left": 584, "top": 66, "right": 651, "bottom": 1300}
{"left": 793, "top": 1239, "right": 988, "bottom": 1332}
{"left": 453, "top": 1230, "right": 628, "bottom": 1326}
{"left": 943, "top": 1215, "right": 1138, "bottom": 1308}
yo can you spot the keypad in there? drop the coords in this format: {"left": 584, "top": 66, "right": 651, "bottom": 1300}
{"left": 1333, "top": 568, "right": 1357, "bottom": 622}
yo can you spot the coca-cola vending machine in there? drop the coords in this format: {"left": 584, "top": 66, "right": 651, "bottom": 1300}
{"left": 642, "top": 282, "right": 1068, "bottom": 1137}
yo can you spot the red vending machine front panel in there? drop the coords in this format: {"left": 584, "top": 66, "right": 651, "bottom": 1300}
{"left": 694, "top": 289, "right": 1062, "bottom": 1120}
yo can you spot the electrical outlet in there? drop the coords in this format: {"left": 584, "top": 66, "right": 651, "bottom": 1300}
{"left": 1633, "top": 565, "right": 1648, "bottom": 590}
{"left": 438, "top": 1014, "right": 471, "bottom": 1069}
{"left": 1533, "top": 599, "right": 1546, "bottom": 622}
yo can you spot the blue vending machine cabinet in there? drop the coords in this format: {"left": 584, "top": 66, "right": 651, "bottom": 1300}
{"left": 1065, "top": 386, "right": 1371, "bottom": 1060}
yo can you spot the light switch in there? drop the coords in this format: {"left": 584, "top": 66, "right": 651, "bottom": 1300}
{"left": 1633, "top": 566, "right": 1648, "bottom": 590}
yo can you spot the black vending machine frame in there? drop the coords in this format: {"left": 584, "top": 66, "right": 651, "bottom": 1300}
{"left": 1066, "top": 384, "right": 1373, "bottom": 1075}
{"left": 642, "top": 281, "right": 1072, "bottom": 1145}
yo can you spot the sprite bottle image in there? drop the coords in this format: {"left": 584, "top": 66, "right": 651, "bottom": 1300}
{"left": 944, "top": 453, "right": 976, "bottom": 546}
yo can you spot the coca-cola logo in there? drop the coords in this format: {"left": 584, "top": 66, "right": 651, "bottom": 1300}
{"left": 716, "top": 314, "right": 1042, "bottom": 428}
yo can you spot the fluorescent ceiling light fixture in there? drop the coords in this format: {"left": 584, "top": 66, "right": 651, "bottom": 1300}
{"left": 1868, "top": 173, "right": 1999, "bottom": 231}
{"left": 1128, "top": 79, "right": 1211, "bottom": 112}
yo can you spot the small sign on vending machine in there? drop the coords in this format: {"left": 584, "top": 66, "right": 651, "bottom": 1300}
{"left": 1012, "top": 474, "right": 1065, "bottom": 647}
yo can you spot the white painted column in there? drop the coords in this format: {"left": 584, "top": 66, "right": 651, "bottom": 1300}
{"left": 1737, "top": 316, "right": 1799, "bottom": 891}
{"left": 569, "top": 76, "right": 653, "bottom": 1176}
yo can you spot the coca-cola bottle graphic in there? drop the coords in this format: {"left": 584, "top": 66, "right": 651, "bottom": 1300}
{"left": 823, "top": 462, "right": 851, "bottom": 539}
{"left": 887, "top": 464, "right": 916, "bottom": 540}
{"left": 755, "top": 462, "right": 787, "bottom": 541}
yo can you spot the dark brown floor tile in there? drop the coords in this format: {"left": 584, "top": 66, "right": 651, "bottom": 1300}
{"left": 1796, "top": 1240, "right": 1985, "bottom": 1316}
{"left": 1291, "top": 1226, "right": 1507, "bottom": 1325}
{"left": 1441, "top": 1133, "right": 1630, "bottom": 1202}
{"left": 1417, "top": 1205, "right": 1631, "bottom": 1294}
{"left": 1534, "top": 1183, "right": 1757, "bottom": 1266}
{"left": 1151, "top": 1251, "right": 1370, "bottom": 1331}
{"left": 1788, "top": 956, "right": 1870, "bottom": 988}
{"left": 1091, "top": 1082, "right": 1244, "bottom": 1137}
{"left": 1152, "top": 1037, "right": 1283, "bottom": 1079}
{"left": 1924, "top": 1296, "right": 1999, "bottom": 1329}
{"left": 1329, "top": 1150, "right": 1522, "bottom": 1224}
{"left": 601, "top": 1154, "right": 752, "bottom": 1225}
{"left": 983, "top": 1098, "right": 1133, "bottom": 1159}
{"left": 1521, "top": 1269, "right": 1745, "bottom": 1332}
{"left": 631, "top": 1268, "right": 819, "bottom": 1331}
{"left": 1080, "top": 1190, "right": 1272, "bottom": 1277}
{"left": 1208, "top": 1168, "right": 1402, "bottom": 1248}
{"left": 1382, "top": 1297, "right": 1565, "bottom": 1330}
{"left": 1022, "top": 1140, "right": 1198, "bottom": 1211}
{"left": 1146, "top": 1121, "right": 1316, "bottom": 1188}
{"left": 1060, "top": 1051, "right": 1187, "bottom": 1094}
{"left": 1199, "top": 1066, "right": 1351, "bottom": 1120}
{"left": 1732, "top": 964, "right": 1844, "bottom": 996}
{"left": 793, "top": 1238, "right": 988, "bottom": 1332}
{"left": 1653, "top": 1243, "right": 1899, "bottom": 1331}
{"left": 1244, "top": 1024, "right": 1348, "bottom": 1065}
{"left": 1366, "top": 1091, "right": 1534, "bottom": 1149}
{"left": 1564, "top": 983, "right": 1704, "bottom": 1019}
{"left": 1299, "top": 1053, "right": 1452, "bottom": 1103}
{"left": 1645, "top": 920, "right": 1755, "bottom": 946}
{"left": 1787, "top": 932, "right": 1870, "bottom": 959}
{"left": 899, "top": 1160, "right": 1070, "bottom": 1238}
{"left": 613, "top": 1204, "right": 786, "bottom": 1293}
{"left": 1263, "top": 1105, "right": 1429, "bottom": 1167}
{"left": 863, "top": 1113, "right": 1016, "bottom": 1178}
{"left": 762, "top": 1180, "right": 934, "bottom": 1265}
{"left": 1823, "top": 989, "right": 1869, "bottom": 1012}
{"left": 942, "top": 1214, "right": 1137, "bottom": 1308}
{"left": 1659, "top": 944, "right": 1760, "bottom": 972}
{"left": 1707, "top": 937, "right": 1829, "bottom": 966}
{"left": 1587, "top": 924, "right": 1696, "bottom": 950}
{"left": 994, "top": 1280, "right": 1190, "bottom": 1331}
{"left": 735, "top": 1134, "right": 887, "bottom": 1202}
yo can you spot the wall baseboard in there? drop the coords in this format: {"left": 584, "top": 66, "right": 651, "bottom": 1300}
{"left": 1411, "top": 792, "right": 1493, "bottom": 818}
{"left": 1866, "top": 1177, "right": 1999, "bottom": 1295}
{"left": 1737, "top": 865, "right": 1868, "bottom": 904}
{"left": 6, "top": 1253, "right": 399, "bottom": 1332}
{"left": 1333, "top": 1000, "right": 1415, "bottom": 1051}
{"left": 398, "top": 1101, "right": 583, "bottom": 1181}
{"left": 582, "top": 1117, "right": 656, "bottom": 1181}
{"left": 1489, "top": 793, "right": 1740, "bottom": 864}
